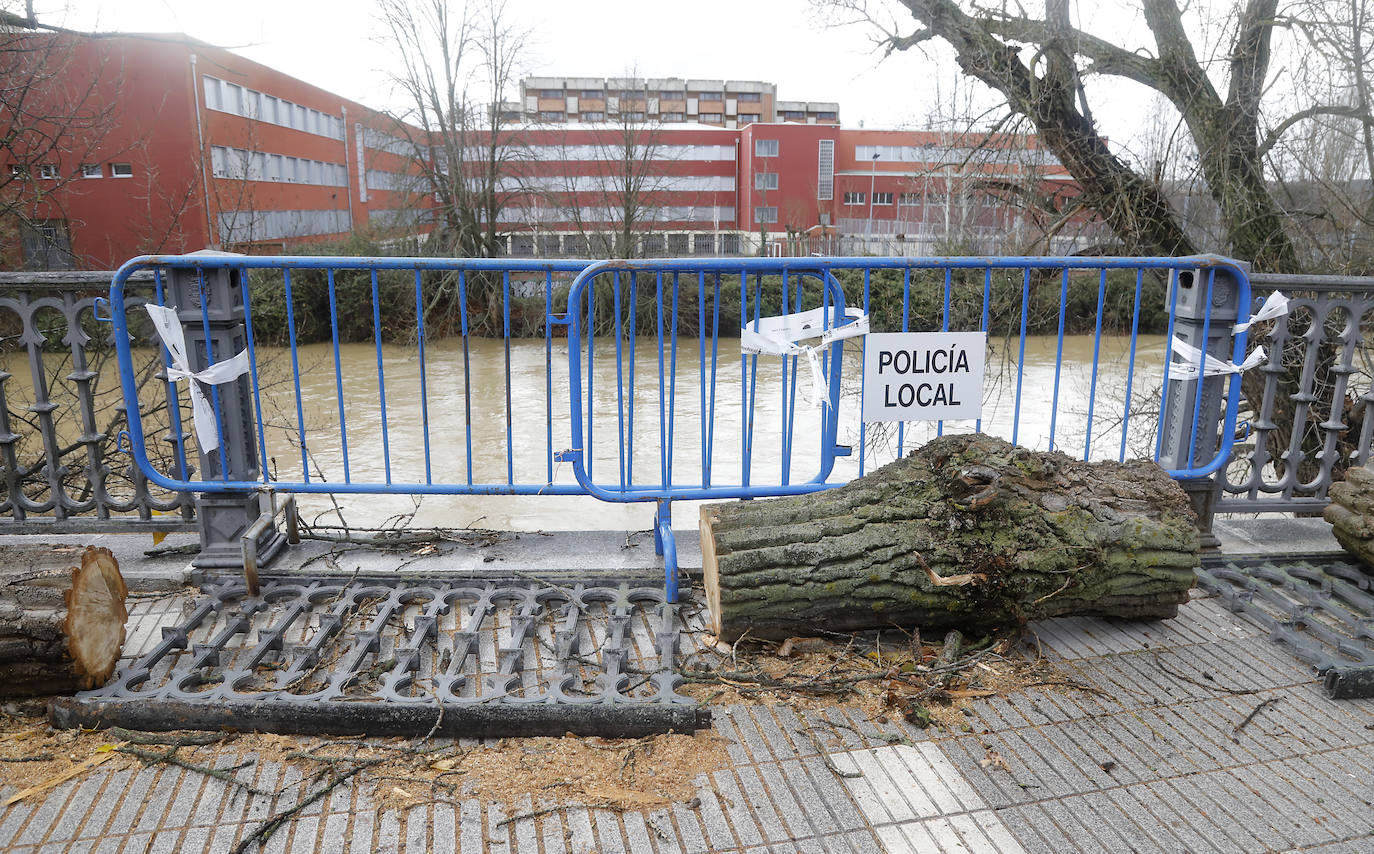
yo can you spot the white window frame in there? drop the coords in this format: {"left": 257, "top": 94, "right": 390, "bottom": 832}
{"left": 843, "top": 191, "right": 865, "bottom": 205}
{"left": 754, "top": 172, "right": 778, "bottom": 191}
{"left": 754, "top": 206, "right": 778, "bottom": 224}
{"left": 110, "top": 163, "right": 133, "bottom": 178}
{"left": 873, "top": 192, "right": 894, "bottom": 205}
{"left": 82, "top": 163, "right": 102, "bottom": 178}
{"left": 754, "top": 139, "right": 778, "bottom": 157}
{"left": 38, "top": 164, "right": 59, "bottom": 179}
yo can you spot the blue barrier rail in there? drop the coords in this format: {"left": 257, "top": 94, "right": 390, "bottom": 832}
{"left": 109, "top": 253, "right": 1254, "bottom": 600}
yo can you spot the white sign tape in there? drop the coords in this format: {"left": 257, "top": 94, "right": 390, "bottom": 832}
{"left": 740, "top": 306, "right": 868, "bottom": 407}
{"left": 145, "top": 304, "right": 251, "bottom": 453}
{"left": 1233, "top": 291, "right": 1289, "bottom": 333}
{"left": 862, "top": 331, "right": 987, "bottom": 422}
{"left": 1166, "top": 335, "right": 1268, "bottom": 380}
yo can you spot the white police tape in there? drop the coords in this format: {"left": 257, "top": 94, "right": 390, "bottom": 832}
{"left": 740, "top": 306, "right": 869, "bottom": 407}
{"left": 145, "top": 304, "right": 251, "bottom": 453}
{"left": 1167, "top": 336, "right": 1268, "bottom": 380}
{"left": 1234, "top": 291, "right": 1289, "bottom": 333}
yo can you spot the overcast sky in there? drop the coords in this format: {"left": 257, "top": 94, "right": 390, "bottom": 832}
{"left": 33, "top": 0, "right": 1221, "bottom": 161}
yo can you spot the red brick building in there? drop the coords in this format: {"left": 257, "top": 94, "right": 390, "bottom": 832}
{"left": 1, "top": 31, "right": 427, "bottom": 270}
{"left": 2, "top": 30, "right": 1105, "bottom": 269}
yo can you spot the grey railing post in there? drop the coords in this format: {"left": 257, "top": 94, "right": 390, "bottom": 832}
{"left": 1158, "top": 260, "right": 1248, "bottom": 550}
{"left": 166, "top": 253, "right": 285, "bottom": 569}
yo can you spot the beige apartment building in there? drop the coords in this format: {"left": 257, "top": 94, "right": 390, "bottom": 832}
{"left": 512, "top": 77, "right": 839, "bottom": 127}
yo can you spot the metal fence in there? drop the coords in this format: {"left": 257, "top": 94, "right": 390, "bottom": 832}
{"left": 0, "top": 271, "right": 194, "bottom": 533}
{"left": 1217, "top": 272, "right": 1374, "bottom": 513}
{"left": 100, "top": 253, "right": 1258, "bottom": 595}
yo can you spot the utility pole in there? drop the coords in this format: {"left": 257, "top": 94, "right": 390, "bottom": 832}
{"left": 866, "top": 151, "right": 879, "bottom": 252}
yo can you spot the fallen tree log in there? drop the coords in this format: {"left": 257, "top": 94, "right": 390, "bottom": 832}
{"left": 0, "top": 545, "right": 128, "bottom": 697}
{"left": 699, "top": 434, "right": 1199, "bottom": 642}
{"left": 1324, "top": 464, "right": 1374, "bottom": 566}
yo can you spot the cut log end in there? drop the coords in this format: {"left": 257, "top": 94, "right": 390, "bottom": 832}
{"left": 0, "top": 545, "right": 128, "bottom": 697}
{"left": 699, "top": 506, "right": 724, "bottom": 638}
{"left": 62, "top": 547, "right": 129, "bottom": 689}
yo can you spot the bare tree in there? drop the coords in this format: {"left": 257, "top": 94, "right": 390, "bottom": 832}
{"left": 376, "top": 0, "right": 528, "bottom": 260}
{"left": 827, "top": 0, "right": 1308, "bottom": 271}
{"left": 0, "top": 10, "right": 122, "bottom": 268}
{"left": 544, "top": 78, "right": 684, "bottom": 259}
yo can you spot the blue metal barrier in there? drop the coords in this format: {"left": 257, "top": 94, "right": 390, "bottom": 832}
{"left": 109, "top": 253, "right": 1254, "bottom": 601}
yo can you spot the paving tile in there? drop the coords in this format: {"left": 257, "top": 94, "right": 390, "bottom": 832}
{"left": 593, "top": 809, "right": 629, "bottom": 854}
{"left": 16, "top": 786, "right": 75, "bottom": 846}
{"left": 711, "top": 769, "right": 764, "bottom": 847}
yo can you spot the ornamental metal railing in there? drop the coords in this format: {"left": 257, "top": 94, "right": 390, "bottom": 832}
{"left": 0, "top": 271, "right": 194, "bottom": 533}
{"left": 1216, "top": 272, "right": 1374, "bottom": 513}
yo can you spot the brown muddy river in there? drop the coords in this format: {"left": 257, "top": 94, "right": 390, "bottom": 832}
{"left": 3, "top": 333, "right": 1169, "bottom": 531}
{"left": 249, "top": 333, "right": 1168, "bottom": 531}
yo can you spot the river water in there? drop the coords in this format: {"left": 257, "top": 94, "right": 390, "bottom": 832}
{"left": 2, "top": 333, "right": 1169, "bottom": 531}
{"left": 248, "top": 333, "right": 1168, "bottom": 531}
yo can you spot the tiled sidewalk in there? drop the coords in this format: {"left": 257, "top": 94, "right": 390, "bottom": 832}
{"left": 3, "top": 583, "right": 1373, "bottom": 852}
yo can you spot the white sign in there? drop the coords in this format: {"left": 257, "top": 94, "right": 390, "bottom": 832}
{"left": 863, "top": 331, "right": 987, "bottom": 422}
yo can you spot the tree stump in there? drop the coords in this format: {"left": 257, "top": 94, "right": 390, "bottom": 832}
{"left": 699, "top": 434, "right": 1199, "bottom": 642}
{"left": 0, "top": 546, "right": 128, "bottom": 697}
{"left": 1324, "top": 464, "right": 1374, "bottom": 566}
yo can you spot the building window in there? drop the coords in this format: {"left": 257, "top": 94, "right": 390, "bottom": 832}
{"left": 38, "top": 164, "right": 59, "bottom": 179}
{"left": 111, "top": 163, "right": 133, "bottom": 178}
{"left": 817, "top": 139, "right": 834, "bottom": 201}
{"left": 698, "top": 91, "right": 722, "bottom": 101}
{"left": 581, "top": 111, "right": 605, "bottom": 121}
{"left": 873, "top": 192, "right": 893, "bottom": 205}
{"left": 623, "top": 111, "right": 645, "bottom": 121}
{"left": 738, "top": 92, "right": 762, "bottom": 102}
{"left": 898, "top": 192, "right": 920, "bottom": 205}
{"left": 660, "top": 90, "right": 681, "bottom": 100}
{"left": 699, "top": 113, "right": 722, "bottom": 123}
{"left": 620, "top": 89, "right": 642, "bottom": 99}
{"left": 661, "top": 112, "right": 684, "bottom": 122}
{"left": 720, "top": 233, "right": 741, "bottom": 254}
{"left": 668, "top": 233, "right": 689, "bottom": 254}
{"left": 754, "top": 139, "right": 778, "bottom": 157}
{"left": 819, "top": 213, "right": 831, "bottom": 226}
{"left": 82, "top": 164, "right": 102, "bottom": 178}
{"left": 693, "top": 233, "right": 714, "bottom": 254}
{"left": 781, "top": 111, "right": 805, "bottom": 120}
{"left": 843, "top": 191, "right": 865, "bottom": 205}
{"left": 9, "top": 165, "right": 27, "bottom": 178}
{"left": 538, "top": 111, "right": 565, "bottom": 121}
{"left": 817, "top": 111, "right": 837, "bottom": 120}
{"left": 754, "top": 206, "right": 778, "bottom": 224}
{"left": 581, "top": 90, "right": 603, "bottom": 99}
{"left": 754, "top": 172, "right": 778, "bottom": 190}
{"left": 739, "top": 113, "right": 759, "bottom": 124}
{"left": 539, "top": 89, "right": 562, "bottom": 98}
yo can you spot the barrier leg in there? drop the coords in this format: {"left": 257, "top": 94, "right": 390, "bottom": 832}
{"left": 655, "top": 499, "right": 678, "bottom": 603}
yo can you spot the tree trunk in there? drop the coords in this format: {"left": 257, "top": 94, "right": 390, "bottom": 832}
{"left": 699, "top": 434, "right": 1199, "bottom": 642}
{"left": 0, "top": 545, "right": 128, "bottom": 697}
{"left": 1323, "top": 463, "right": 1374, "bottom": 565}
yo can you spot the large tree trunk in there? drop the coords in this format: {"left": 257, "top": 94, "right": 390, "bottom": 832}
{"left": 0, "top": 546, "right": 128, "bottom": 697}
{"left": 699, "top": 434, "right": 1199, "bottom": 642}
{"left": 1323, "top": 463, "right": 1374, "bottom": 565}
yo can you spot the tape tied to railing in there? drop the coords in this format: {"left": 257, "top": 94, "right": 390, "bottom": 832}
{"left": 145, "top": 304, "right": 251, "bottom": 454}
{"left": 1233, "top": 291, "right": 1289, "bottom": 333}
{"left": 1166, "top": 336, "right": 1268, "bottom": 381}
{"left": 740, "top": 306, "right": 869, "bottom": 407}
